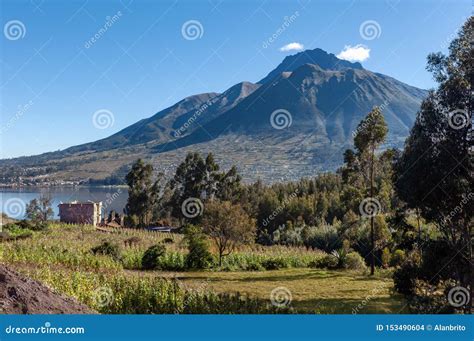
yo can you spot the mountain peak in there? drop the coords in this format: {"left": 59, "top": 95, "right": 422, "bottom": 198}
{"left": 258, "top": 48, "right": 363, "bottom": 84}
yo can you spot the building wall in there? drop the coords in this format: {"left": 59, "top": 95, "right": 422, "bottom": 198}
{"left": 58, "top": 202, "right": 102, "bottom": 225}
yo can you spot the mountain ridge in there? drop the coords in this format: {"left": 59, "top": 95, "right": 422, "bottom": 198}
{"left": 0, "top": 48, "right": 428, "bottom": 184}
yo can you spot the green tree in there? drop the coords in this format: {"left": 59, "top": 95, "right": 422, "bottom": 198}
{"left": 184, "top": 225, "right": 213, "bottom": 269}
{"left": 394, "top": 17, "right": 473, "bottom": 312}
{"left": 25, "top": 195, "right": 53, "bottom": 228}
{"left": 343, "top": 107, "right": 388, "bottom": 275}
{"left": 202, "top": 201, "right": 256, "bottom": 266}
{"left": 125, "top": 159, "right": 154, "bottom": 226}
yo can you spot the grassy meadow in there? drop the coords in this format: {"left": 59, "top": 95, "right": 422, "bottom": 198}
{"left": 0, "top": 223, "right": 405, "bottom": 314}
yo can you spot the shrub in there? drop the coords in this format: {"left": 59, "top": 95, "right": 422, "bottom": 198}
{"left": 381, "top": 247, "right": 391, "bottom": 268}
{"left": 262, "top": 258, "right": 289, "bottom": 270}
{"left": 310, "top": 254, "right": 338, "bottom": 269}
{"left": 331, "top": 248, "right": 348, "bottom": 268}
{"left": 304, "top": 225, "right": 341, "bottom": 252}
{"left": 90, "top": 241, "right": 122, "bottom": 261}
{"left": 393, "top": 250, "right": 422, "bottom": 295}
{"left": 141, "top": 244, "right": 166, "bottom": 270}
{"left": 245, "top": 262, "right": 265, "bottom": 271}
{"left": 124, "top": 215, "right": 139, "bottom": 228}
{"left": 124, "top": 237, "right": 141, "bottom": 247}
{"left": 163, "top": 237, "right": 174, "bottom": 244}
{"left": 390, "top": 249, "right": 406, "bottom": 267}
{"left": 344, "top": 252, "right": 367, "bottom": 271}
{"left": 184, "top": 225, "right": 213, "bottom": 270}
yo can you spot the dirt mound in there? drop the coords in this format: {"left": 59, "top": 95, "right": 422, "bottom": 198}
{"left": 0, "top": 264, "right": 95, "bottom": 314}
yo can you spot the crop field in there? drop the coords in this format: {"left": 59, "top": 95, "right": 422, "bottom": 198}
{"left": 0, "top": 224, "right": 405, "bottom": 314}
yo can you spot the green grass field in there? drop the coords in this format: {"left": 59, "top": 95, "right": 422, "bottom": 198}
{"left": 0, "top": 224, "right": 406, "bottom": 313}
{"left": 127, "top": 268, "right": 405, "bottom": 313}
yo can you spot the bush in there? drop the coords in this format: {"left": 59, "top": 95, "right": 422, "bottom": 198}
{"left": 141, "top": 244, "right": 166, "bottom": 270}
{"left": 390, "top": 249, "right": 406, "bottom": 267}
{"left": 124, "top": 237, "right": 141, "bottom": 247}
{"left": 331, "top": 248, "right": 348, "bottom": 268}
{"left": 262, "top": 258, "right": 289, "bottom": 270}
{"left": 344, "top": 252, "right": 367, "bottom": 271}
{"left": 163, "top": 237, "right": 174, "bottom": 244}
{"left": 184, "top": 225, "right": 213, "bottom": 270}
{"left": 304, "top": 225, "right": 342, "bottom": 252}
{"left": 310, "top": 254, "right": 338, "bottom": 269}
{"left": 124, "top": 215, "right": 139, "bottom": 228}
{"left": 381, "top": 248, "right": 391, "bottom": 268}
{"left": 393, "top": 250, "right": 421, "bottom": 295}
{"left": 90, "top": 241, "right": 122, "bottom": 261}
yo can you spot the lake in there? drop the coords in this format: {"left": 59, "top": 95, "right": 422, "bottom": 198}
{"left": 0, "top": 187, "right": 128, "bottom": 220}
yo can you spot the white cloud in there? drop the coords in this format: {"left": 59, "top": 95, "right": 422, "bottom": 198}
{"left": 336, "top": 44, "right": 370, "bottom": 62}
{"left": 279, "top": 42, "right": 304, "bottom": 52}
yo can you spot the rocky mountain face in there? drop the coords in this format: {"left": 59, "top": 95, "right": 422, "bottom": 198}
{"left": 0, "top": 48, "right": 428, "bottom": 184}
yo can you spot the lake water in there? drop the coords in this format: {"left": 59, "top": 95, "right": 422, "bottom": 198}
{"left": 0, "top": 187, "right": 128, "bottom": 220}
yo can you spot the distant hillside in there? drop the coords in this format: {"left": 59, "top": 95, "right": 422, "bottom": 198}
{"left": 0, "top": 48, "right": 427, "bottom": 185}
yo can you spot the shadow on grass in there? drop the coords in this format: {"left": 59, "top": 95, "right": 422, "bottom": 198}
{"left": 181, "top": 270, "right": 349, "bottom": 283}
{"left": 293, "top": 296, "right": 407, "bottom": 314}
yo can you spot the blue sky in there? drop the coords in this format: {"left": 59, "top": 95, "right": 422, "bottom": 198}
{"left": 0, "top": 0, "right": 471, "bottom": 158}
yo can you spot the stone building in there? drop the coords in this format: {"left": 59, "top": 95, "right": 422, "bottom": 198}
{"left": 58, "top": 201, "right": 102, "bottom": 226}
